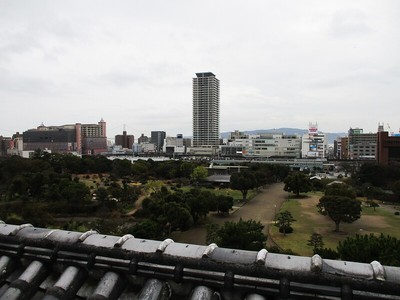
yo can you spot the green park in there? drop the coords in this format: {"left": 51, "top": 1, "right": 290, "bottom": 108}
{"left": 1, "top": 152, "right": 400, "bottom": 266}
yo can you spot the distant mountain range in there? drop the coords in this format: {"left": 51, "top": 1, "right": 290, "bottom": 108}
{"left": 221, "top": 128, "right": 347, "bottom": 144}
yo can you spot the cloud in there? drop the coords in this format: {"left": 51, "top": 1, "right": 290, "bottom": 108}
{"left": 99, "top": 70, "right": 149, "bottom": 88}
{"left": 0, "top": 68, "right": 57, "bottom": 95}
{"left": 328, "top": 9, "right": 371, "bottom": 38}
{"left": 0, "top": 1, "right": 400, "bottom": 139}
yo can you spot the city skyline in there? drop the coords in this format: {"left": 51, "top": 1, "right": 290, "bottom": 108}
{"left": 1, "top": 1, "right": 400, "bottom": 139}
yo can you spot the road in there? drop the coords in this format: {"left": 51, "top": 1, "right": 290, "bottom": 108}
{"left": 171, "top": 183, "right": 288, "bottom": 247}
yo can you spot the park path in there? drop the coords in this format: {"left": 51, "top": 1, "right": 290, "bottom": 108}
{"left": 171, "top": 183, "right": 288, "bottom": 247}
{"left": 124, "top": 194, "right": 147, "bottom": 216}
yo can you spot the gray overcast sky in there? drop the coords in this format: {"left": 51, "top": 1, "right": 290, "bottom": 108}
{"left": 1, "top": 0, "right": 400, "bottom": 139}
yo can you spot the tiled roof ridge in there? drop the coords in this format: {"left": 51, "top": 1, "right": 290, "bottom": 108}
{"left": 0, "top": 222, "right": 399, "bottom": 299}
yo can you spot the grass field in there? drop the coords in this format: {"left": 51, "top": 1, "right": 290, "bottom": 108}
{"left": 270, "top": 193, "right": 400, "bottom": 256}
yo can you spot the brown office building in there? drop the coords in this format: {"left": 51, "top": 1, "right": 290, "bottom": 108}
{"left": 115, "top": 131, "right": 135, "bottom": 149}
{"left": 23, "top": 119, "right": 107, "bottom": 155}
{"left": 340, "top": 137, "right": 349, "bottom": 160}
{"left": 377, "top": 131, "right": 400, "bottom": 165}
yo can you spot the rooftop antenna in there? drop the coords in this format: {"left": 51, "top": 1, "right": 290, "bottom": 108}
{"left": 387, "top": 123, "right": 394, "bottom": 136}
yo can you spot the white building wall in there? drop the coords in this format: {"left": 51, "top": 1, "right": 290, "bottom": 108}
{"left": 301, "top": 133, "right": 328, "bottom": 158}
{"left": 163, "top": 136, "right": 186, "bottom": 154}
{"left": 231, "top": 134, "right": 301, "bottom": 158}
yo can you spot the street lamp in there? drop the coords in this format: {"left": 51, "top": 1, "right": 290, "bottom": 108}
{"left": 274, "top": 204, "right": 277, "bottom": 225}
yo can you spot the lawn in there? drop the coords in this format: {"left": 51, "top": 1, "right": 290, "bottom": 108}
{"left": 270, "top": 194, "right": 400, "bottom": 256}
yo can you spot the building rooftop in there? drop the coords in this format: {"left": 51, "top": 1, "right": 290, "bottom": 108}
{"left": 195, "top": 72, "right": 215, "bottom": 78}
{"left": 0, "top": 222, "right": 399, "bottom": 299}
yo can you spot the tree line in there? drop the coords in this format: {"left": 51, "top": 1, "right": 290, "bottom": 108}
{"left": 0, "top": 152, "right": 290, "bottom": 230}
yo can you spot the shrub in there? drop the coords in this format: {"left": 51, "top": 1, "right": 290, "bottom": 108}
{"left": 395, "top": 211, "right": 399, "bottom": 216}
{"left": 279, "top": 225, "right": 293, "bottom": 234}
{"left": 316, "top": 248, "right": 339, "bottom": 259}
{"left": 267, "top": 246, "right": 298, "bottom": 255}
{"left": 5, "top": 213, "right": 23, "bottom": 225}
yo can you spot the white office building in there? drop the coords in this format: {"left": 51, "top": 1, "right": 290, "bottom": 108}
{"left": 301, "top": 123, "right": 328, "bottom": 158}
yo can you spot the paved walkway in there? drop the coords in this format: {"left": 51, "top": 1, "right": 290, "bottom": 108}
{"left": 171, "top": 183, "right": 288, "bottom": 247}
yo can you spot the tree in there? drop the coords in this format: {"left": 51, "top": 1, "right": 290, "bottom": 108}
{"left": 164, "top": 202, "right": 194, "bottom": 231}
{"left": 357, "top": 163, "right": 388, "bottom": 187}
{"left": 111, "top": 159, "right": 132, "bottom": 177}
{"left": 179, "top": 162, "right": 195, "bottom": 179}
{"left": 127, "top": 220, "right": 162, "bottom": 240}
{"left": 230, "top": 171, "right": 257, "bottom": 201}
{"left": 283, "top": 172, "right": 312, "bottom": 197}
{"left": 145, "top": 180, "right": 164, "bottom": 194}
{"left": 21, "top": 202, "right": 53, "bottom": 227}
{"left": 96, "top": 187, "right": 109, "bottom": 205}
{"left": 118, "top": 181, "right": 140, "bottom": 203}
{"left": 366, "top": 200, "right": 379, "bottom": 211}
{"left": 191, "top": 166, "right": 208, "bottom": 185}
{"left": 325, "top": 183, "right": 356, "bottom": 199}
{"left": 337, "top": 234, "right": 400, "bottom": 266}
{"left": 311, "top": 178, "right": 324, "bottom": 191}
{"left": 338, "top": 162, "right": 354, "bottom": 177}
{"left": 252, "top": 169, "right": 272, "bottom": 190}
{"left": 307, "top": 233, "right": 324, "bottom": 254}
{"left": 205, "top": 223, "right": 220, "bottom": 246}
{"left": 107, "top": 182, "right": 124, "bottom": 200}
{"left": 9, "top": 175, "right": 29, "bottom": 200}
{"left": 131, "top": 160, "right": 150, "bottom": 179}
{"left": 392, "top": 180, "right": 400, "bottom": 197}
{"left": 276, "top": 210, "right": 296, "bottom": 236}
{"left": 58, "top": 179, "right": 90, "bottom": 204}
{"left": 317, "top": 195, "right": 361, "bottom": 232}
{"left": 215, "top": 195, "right": 233, "bottom": 215}
{"left": 184, "top": 189, "right": 216, "bottom": 223}
{"left": 206, "top": 218, "right": 267, "bottom": 251}
{"left": 32, "top": 149, "right": 51, "bottom": 161}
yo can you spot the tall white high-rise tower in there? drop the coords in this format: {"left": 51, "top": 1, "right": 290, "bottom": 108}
{"left": 192, "top": 72, "right": 220, "bottom": 147}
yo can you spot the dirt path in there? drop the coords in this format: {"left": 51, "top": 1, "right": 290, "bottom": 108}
{"left": 171, "top": 183, "right": 288, "bottom": 246}
{"left": 124, "top": 194, "right": 147, "bottom": 216}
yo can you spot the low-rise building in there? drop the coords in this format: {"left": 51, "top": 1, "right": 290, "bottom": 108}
{"left": 133, "top": 142, "right": 156, "bottom": 155}
{"left": 163, "top": 134, "right": 186, "bottom": 155}
{"left": 220, "top": 145, "right": 244, "bottom": 157}
{"left": 225, "top": 131, "right": 301, "bottom": 158}
{"left": 137, "top": 134, "right": 149, "bottom": 144}
{"left": 187, "top": 145, "right": 218, "bottom": 156}
{"left": 251, "top": 134, "right": 301, "bottom": 158}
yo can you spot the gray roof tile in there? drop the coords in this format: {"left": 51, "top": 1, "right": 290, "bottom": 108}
{"left": 0, "top": 222, "right": 399, "bottom": 299}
